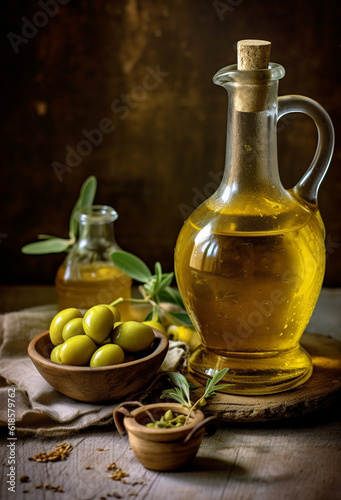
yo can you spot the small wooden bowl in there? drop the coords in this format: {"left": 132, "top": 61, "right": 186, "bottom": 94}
{"left": 114, "top": 402, "right": 216, "bottom": 471}
{"left": 28, "top": 330, "right": 168, "bottom": 403}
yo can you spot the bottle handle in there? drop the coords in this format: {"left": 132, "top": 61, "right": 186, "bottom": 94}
{"left": 278, "top": 95, "right": 334, "bottom": 206}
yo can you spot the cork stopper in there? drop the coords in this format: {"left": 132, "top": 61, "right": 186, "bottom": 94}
{"left": 237, "top": 40, "right": 271, "bottom": 70}
{"left": 235, "top": 39, "right": 272, "bottom": 112}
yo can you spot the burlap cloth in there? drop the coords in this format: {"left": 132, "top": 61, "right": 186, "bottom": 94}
{"left": 0, "top": 305, "right": 189, "bottom": 436}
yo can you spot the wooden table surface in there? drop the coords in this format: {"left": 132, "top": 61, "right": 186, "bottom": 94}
{"left": 1, "top": 287, "right": 341, "bottom": 500}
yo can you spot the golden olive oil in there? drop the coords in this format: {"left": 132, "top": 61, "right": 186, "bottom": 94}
{"left": 55, "top": 263, "right": 132, "bottom": 320}
{"left": 175, "top": 202, "right": 325, "bottom": 394}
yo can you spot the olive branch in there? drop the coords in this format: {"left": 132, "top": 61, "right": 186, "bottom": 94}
{"left": 160, "top": 369, "right": 229, "bottom": 422}
{"left": 21, "top": 176, "right": 97, "bottom": 255}
{"left": 21, "top": 174, "right": 193, "bottom": 327}
{"left": 110, "top": 251, "right": 193, "bottom": 327}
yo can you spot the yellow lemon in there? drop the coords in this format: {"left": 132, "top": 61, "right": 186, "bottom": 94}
{"left": 176, "top": 326, "right": 201, "bottom": 351}
{"left": 166, "top": 324, "right": 179, "bottom": 341}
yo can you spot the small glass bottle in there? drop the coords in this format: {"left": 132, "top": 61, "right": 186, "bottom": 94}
{"left": 55, "top": 205, "right": 132, "bottom": 319}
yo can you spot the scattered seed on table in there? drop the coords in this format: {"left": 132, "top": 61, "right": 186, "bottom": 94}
{"left": 29, "top": 443, "right": 73, "bottom": 463}
{"left": 107, "top": 462, "right": 117, "bottom": 470}
{"left": 96, "top": 447, "right": 109, "bottom": 451}
{"left": 108, "top": 468, "right": 129, "bottom": 481}
{"left": 19, "top": 475, "right": 30, "bottom": 483}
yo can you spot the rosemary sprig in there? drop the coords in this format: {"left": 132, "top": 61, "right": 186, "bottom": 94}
{"left": 160, "top": 368, "right": 229, "bottom": 422}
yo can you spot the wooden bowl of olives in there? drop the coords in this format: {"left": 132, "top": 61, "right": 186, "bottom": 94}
{"left": 27, "top": 305, "right": 169, "bottom": 403}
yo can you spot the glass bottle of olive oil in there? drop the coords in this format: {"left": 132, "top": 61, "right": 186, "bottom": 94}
{"left": 55, "top": 205, "right": 132, "bottom": 319}
{"left": 174, "top": 40, "right": 334, "bottom": 395}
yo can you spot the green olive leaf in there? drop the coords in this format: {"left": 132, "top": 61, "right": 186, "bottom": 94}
{"left": 79, "top": 175, "right": 97, "bottom": 208}
{"left": 111, "top": 250, "right": 152, "bottom": 282}
{"left": 151, "top": 305, "right": 161, "bottom": 321}
{"left": 158, "top": 287, "right": 185, "bottom": 308}
{"left": 162, "top": 310, "right": 192, "bottom": 327}
{"left": 21, "top": 238, "right": 71, "bottom": 255}
{"left": 154, "top": 262, "right": 162, "bottom": 285}
{"left": 143, "top": 305, "right": 160, "bottom": 322}
{"left": 168, "top": 372, "right": 190, "bottom": 397}
{"left": 202, "top": 368, "right": 230, "bottom": 400}
{"left": 69, "top": 176, "right": 97, "bottom": 238}
{"left": 209, "top": 384, "right": 229, "bottom": 392}
{"left": 37, "top": 234, "right": 57, "bottom": 240}
{"left": 143, "top": 263, "right": 163, "bottom": 297}
{"left": 144, "top": 275, "right": 158, "bottom": 296}
{"left": 21, "top": 175, "right": 97, "bottom": 255}
{"left": 206, "top": 368, "right": 229, "bottom": 392}
{"left": 143, "top": 310, "right": 153, "bottom": 321}
{"left": 160, "top": 369, "right": 230, "bottom": 414}
{"left": 160, "top": 389, "right": 186, "bottom": 406}
{"left": 161, "top": 372, "right": 192, "bottom": 408}
{"left": 153, "top": 273, "right": 174, "bottom": 294}
{"left": 69, "top": 198, "right": 82, "bottom": 239}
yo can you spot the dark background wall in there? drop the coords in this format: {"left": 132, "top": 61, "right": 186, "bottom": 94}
{"left": 1, "top": 0, "right": 341, "bottom": 287}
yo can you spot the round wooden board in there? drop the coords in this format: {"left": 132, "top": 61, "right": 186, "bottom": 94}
{"left": 187, "top": 333, "right": 341, "bottom": 422}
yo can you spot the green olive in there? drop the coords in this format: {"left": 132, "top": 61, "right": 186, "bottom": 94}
{"left": 145, "top": 411, "right": 187, "bottom": 428}
{"left": 104, "top": 304, "right": 121, "bottom": 324}
{"left": 49, "top": 308, "right": 83, "bottom": 346}
{"left": 83, "top": 305, "right": 114, "bottom": 344}
{"left": 112, "top": 321, "right": 155, "bottom": 352}
{"left": 164, "top": 409, "right": 174, "bottom": 421}
{"left": 62, "top": 317, "right": 85, "bottom": 341}
{"left": 50, "top": 344, "right": 63, "bottom": 364}
{"left": 59, "top": 335, "right": 97, "bottom": 365}
{"left": 90, "top": 344, "right": 125, "bottom": 367}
